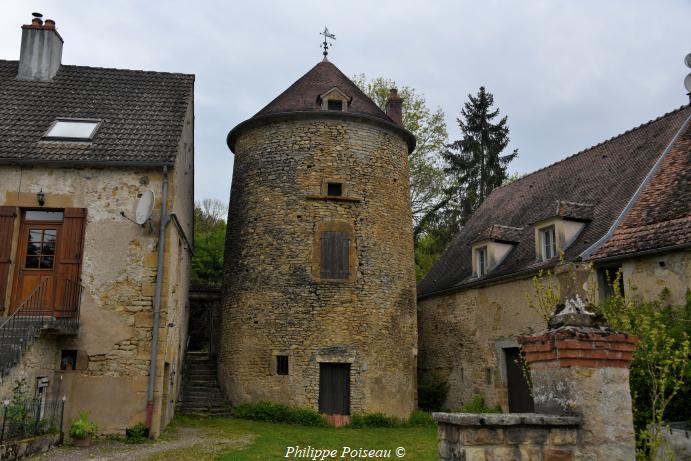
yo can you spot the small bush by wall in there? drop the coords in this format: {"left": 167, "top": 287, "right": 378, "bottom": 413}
{"left": 417, "top": 371, "right": 449, "bottom": 411}
{"left": 461, "top": 395, "right": 502, "bottom": 413}
{"left": 232, "top": 402, "right": 327, "bottom": 427}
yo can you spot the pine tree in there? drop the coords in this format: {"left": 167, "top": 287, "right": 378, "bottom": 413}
{"left": 441, "top": 86, "right": 518, "bottom": 233}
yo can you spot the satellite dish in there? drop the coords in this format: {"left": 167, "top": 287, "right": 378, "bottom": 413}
{"left": 685, "top": 74, "right": 691, "bottom": 94}
{"left": 685, "top": 53, "right": 691, "bottom": 69}
{"left": 135, "top": 190, "right": 155, "bottom": 225}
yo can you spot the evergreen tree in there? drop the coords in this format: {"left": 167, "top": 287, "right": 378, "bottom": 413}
{"left": 440, "top": 86, "right": 518, "bottom": 237}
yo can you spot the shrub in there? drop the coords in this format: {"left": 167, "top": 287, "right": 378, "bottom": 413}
{"left": 406, "top": 410, "right": 436, "bottom": 428}
{"left": 69, "top": 411, "right": 98, "bottom": 439}
{"left": 233, "top": 401, "right": 327, "bottom": 427}
{"left": 349, "top": 413, "right": 400, "bottom": 428}
{"left": 461, "top": 395, "right": 501, "bottom": 413}
{"left": 125, "top": 422, "right": 148, "bottom": 443}
{"left": 417, "top": 370, "right": 449, "bottom": 411}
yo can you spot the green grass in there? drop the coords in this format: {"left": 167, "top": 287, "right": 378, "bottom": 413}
{"left": 160, "top": 416, "right": 437, "bottom": 461}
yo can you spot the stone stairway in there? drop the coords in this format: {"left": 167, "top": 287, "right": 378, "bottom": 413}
{"left": 177, "top": 351, "right": 232, "bottom": 417}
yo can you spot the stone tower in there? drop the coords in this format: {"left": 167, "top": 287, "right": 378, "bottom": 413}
{"left": 220, "top": 58, "right": 417, "bottom": 422}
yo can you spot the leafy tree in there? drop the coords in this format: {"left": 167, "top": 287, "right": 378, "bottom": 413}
{"left": 191, "top": 199, "right": 227, "bottom": 287}
{"left": 352, "top": 75, "right": 448, "bottom": 236}
{"left": 438, "top": 86, "right": 518, "bottom": 242}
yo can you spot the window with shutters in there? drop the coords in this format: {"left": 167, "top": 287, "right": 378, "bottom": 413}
{"left": 312, "top": 221, "right": 356, "bottom": 282}
{"left": 320, "top": 231, "right": 350, "bottom": 279}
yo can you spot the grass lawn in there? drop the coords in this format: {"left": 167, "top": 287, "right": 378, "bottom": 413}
{"left": 159, "top": 416, "right": 438, "bottom": 461}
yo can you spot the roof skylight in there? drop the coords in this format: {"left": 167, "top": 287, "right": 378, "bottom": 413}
{"left": 44, "top": 119, "right": 100, "bottom": 141}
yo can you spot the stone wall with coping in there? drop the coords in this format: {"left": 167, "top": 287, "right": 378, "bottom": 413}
{"left": 433, "top": 307, "right": 638, "bottom": 461}
{"left": 434, "top": 413, "right": 581, "bottom": 461}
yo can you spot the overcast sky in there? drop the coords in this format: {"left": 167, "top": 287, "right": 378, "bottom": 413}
{"left": 2, "top": 1, "right": 689, "bottom": 204}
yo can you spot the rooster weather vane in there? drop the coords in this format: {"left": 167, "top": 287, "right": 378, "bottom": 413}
{"left": 320, "top": 27, "right": 335, "bottom": 58}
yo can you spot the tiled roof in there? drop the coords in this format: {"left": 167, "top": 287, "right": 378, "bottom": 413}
{"left": 253, "top": 60, "right": 391, "bottom": 121}
{"left": 0, "top": 60, "right": 194, "bottom": 166}
{"left": 590, "top": 119, "right": 691, "bottom": 260}
{"left": 418, "top": 105, "right": 691, "bottom": 298}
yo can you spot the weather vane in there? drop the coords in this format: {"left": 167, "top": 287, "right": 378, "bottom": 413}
{"left": 320, "top": 27, "right": 336, "bottom": 59}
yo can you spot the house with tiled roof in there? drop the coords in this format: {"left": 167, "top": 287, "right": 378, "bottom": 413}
{"left": 417, "top": 104, "right": 690, "bottom": 412}
{"left": 0, "top": 15, "right": 194, "bottom": 437}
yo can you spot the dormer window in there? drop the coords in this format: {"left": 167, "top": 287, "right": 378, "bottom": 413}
{"left": 471, "top": 235, "right": 516, "bottom": 278}
{"left": 44, "top": 118, "right": 100, "bottom": 141}
{"left": 476, "top": 246, "right": 488, "bottom": 276}
{"left": 540, "top": 226, "right": 556, "bottom": 260}
{"left": 319, "top": 87, "right": 350, "bottom": 112}
{"left": 327, "top": 100, "right": 343, "bottom": 111}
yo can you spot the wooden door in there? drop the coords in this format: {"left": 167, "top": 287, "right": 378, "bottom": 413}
{"left": 11, "top": 217, "right": 62, "bottom": 315}
{"left": 505, "top": 347, "right": 534, "bottom": 413}
{"left": 319, "top": 363, "right": 351, "bottom": 416}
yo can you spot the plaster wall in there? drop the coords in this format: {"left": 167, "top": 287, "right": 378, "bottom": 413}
{"left": 621, "top": 250, "right": 690, "bottom": 305}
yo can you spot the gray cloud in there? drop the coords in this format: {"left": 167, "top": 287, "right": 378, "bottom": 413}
{"left": 2, "top": 0, "right": 689, "bottom": 204}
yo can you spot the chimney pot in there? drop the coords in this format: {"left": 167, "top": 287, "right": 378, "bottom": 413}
{"left": 44, "top": 19, "right": 56, "bottom": 29}
{"left": 385, "top": 88, "right": 403, "bottom": 126}
{"left": 31, "top": 18, "right": 43, "bottom": 27}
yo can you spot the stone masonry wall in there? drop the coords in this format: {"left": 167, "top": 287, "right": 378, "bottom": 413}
{"left": 220, "top": 118, "right": 417, "bottom": 418}
{"left": 434, "top": 413, "right": 581, "bottom": 461}
{"left": 418, "top": 277, "right": 547, "bottom": 411}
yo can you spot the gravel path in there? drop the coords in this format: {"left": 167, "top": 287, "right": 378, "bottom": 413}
{"left": 27, "top": 427, "right": 253, "bottom": 461}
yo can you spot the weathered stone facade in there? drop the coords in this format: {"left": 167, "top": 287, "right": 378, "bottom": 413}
{"left": 220, "top": 116, "right": 417, "bottom": 418}
{"left": 0, "top": 101, "right": 194, "bottom": 436}
{"left": 418, "top": 277, "right": 547, "bottom": 411}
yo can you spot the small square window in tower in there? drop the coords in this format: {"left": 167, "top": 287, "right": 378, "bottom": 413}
{"left": 327, "top": 182, "right": 343, "bottom": 197}
{"left": 276, "top": 355, "right": 289, "bottom": 375}
{"left": 320, "top": 231, "right": 350, "bottom": 279}
{"left": 327, "top": 100, "right": 343, "bottom": 111}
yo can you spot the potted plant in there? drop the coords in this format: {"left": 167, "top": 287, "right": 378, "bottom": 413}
{"left": 69, "top": 411, "right": 98, "bottom": 447}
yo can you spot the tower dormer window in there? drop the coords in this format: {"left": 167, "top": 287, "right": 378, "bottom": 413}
{"left": 43, "top": 118, "right": 101, "bottom": 141}
{"left": 319, "top": 87, "right": 350, "bottom": 112}
{"left": 540, "top": 225, "right": 556, "bottom": 260}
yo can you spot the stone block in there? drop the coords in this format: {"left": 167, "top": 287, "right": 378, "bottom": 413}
{"left": 549, "top": 428, "right": 577, "bottom": 446}
{"left": 543, "top": 448, "right": 573, "bottom": 461}
{"left": 462, "top": 427, "right": 505, "bottom": 445}
{"left": 506, "top": 427, "right": 549, "bottom": 445}
{"left": 134, "top": 311, "right": 153, "bottom": 327}
{"left": 465, "top": 447, "right": 488, "bottom": 461}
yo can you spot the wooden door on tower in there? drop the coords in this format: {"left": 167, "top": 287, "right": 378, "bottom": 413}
{"left": 319, "top": 363, "right": 351, "bottom": 419}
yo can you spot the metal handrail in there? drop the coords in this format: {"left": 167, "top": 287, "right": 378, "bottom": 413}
{"left": 0, "top": 278, "right": 48, "bottom": 331}
{"left": 0, "top": 278, "right": 82, "bottom": 377}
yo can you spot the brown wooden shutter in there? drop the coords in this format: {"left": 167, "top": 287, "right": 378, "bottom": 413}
{"left": 0, "top": 206, "right": 17, "bottom": 312}
{"left": 55, "top": 208, "right": 87, "bottom": 316}
{"left": 320, "top": 231, "right": 350, "bottom": 279}
{"left": 319, "top": 363, "right": 351, "bottom": 415}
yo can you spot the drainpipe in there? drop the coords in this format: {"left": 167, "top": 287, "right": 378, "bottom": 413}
{"left": 146, "top": 165, "right": 169, "bottom": 435}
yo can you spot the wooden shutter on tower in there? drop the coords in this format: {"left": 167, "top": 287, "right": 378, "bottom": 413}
{"left": 320, "top": 231, "right": 350, "bottom": 279}
{"left": 0, "top": 206, "right": 17, "bottom": 312}
{"left": 55, "top": 208, "right": 87, "bottom": 316}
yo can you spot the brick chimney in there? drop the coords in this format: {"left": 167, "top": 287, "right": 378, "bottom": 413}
{"left": 385, "top": 88, "right": 403, "bottom": 126}
{"left": 17, "top": 13, "right": 63, "bottom": 82}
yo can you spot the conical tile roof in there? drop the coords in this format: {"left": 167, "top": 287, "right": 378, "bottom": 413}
{"left": 254, "top": 60, "right": 391, "bottom": 121}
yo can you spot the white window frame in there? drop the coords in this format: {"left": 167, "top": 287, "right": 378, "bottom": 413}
{"left": 43, "top": 118, "right": 102, "bottom": 141}
{"left": 540, "top": 226, "right": 556, "bottom": 261}
{"left": 476, "top": 246, "right": 488, "bottom": 276}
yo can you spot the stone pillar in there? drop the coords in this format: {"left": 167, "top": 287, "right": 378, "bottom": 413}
{"left": 519, "top": 301, "right": 638, "bottom": 460}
